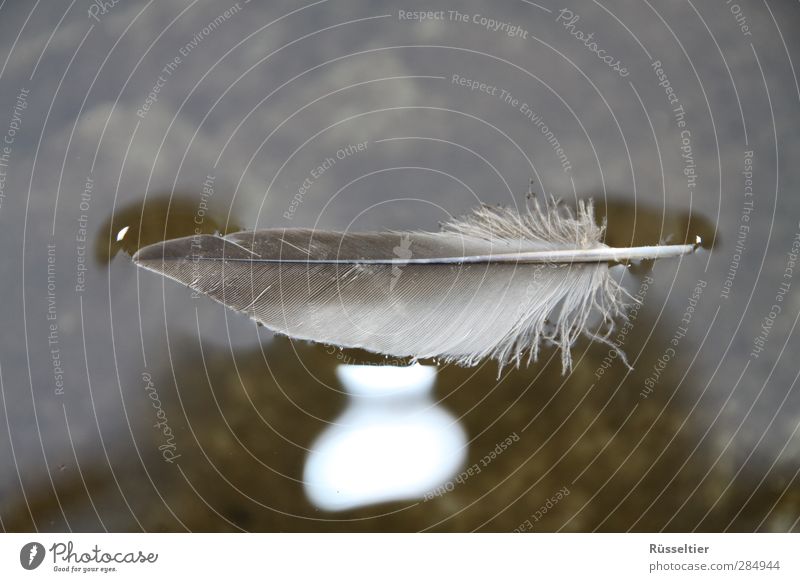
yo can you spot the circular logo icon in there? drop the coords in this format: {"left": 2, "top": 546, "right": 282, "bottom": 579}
{"left": 20, "top": 542, "right": 46, "bottom": 570}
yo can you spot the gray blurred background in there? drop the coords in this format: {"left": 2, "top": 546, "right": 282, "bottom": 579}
{"left": 0, "top": 0, "right": 799, "bottom": 531}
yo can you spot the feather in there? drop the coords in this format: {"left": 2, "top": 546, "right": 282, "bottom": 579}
{"left": 132, "top": 198, "right": 697, "bottom": 372}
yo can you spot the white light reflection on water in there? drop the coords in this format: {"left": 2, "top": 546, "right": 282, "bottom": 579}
{"left": 303, "top": 364, "right": 467, "bottom": 511}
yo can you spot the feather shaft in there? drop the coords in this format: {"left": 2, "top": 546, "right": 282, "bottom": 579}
{"left": 169, "top": 242, "right": 697, "bottom": 265}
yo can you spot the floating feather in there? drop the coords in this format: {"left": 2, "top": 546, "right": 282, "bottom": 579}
{"left": 133, "top": 198, "right": 697, "bottom": 372}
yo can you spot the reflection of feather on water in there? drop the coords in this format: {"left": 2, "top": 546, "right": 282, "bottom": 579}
{"left": 133, "top": 198, "right": 696, "bottom": 372}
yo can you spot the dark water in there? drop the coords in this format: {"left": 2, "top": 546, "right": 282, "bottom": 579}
{"left": 1, "top": 0, "right": 799, "bottom": 532}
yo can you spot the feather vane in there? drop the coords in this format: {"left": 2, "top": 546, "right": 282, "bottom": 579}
{"left": 133, "top": 199, "right": 695, "bottom": 372}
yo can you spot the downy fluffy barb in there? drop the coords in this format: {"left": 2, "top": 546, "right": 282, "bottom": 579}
{"left": 435, "top": 197, "right": 627, "bottom": 371}
{"left": 441, "top": 197, "right": 603, "bottom": 251}
{"left": 133, "top": 198, "right": 646, "bottom": 374}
